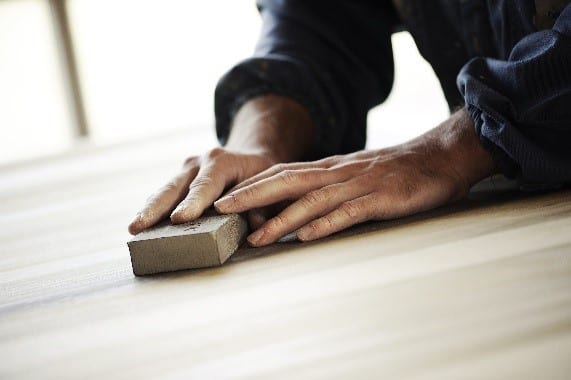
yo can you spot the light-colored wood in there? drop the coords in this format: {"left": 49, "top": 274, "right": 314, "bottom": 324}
{"left": 1, "top": 129, "right": 570, "bottom": 379}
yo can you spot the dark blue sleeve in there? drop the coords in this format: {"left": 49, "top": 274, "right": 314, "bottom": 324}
{"left": 457, "top": 5, "right": 571, "bottom": 185}
{"left": 214, "top": 0, "right": 396, "bottom": 159}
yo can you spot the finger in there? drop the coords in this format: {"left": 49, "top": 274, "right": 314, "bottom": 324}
{"left": 246, "top": 178, "right": 371, "bottom": 246}
{"left": 296, "top": 194, "right": 377, "bottom": 241}
{"left": 227, "top": 155, "right": 342, "bottom": 194}
{"left": 128, "top": 167, "right": 198, "bottom": 234}
{"left": 215, "top": 167, "right": 350, "bottom": 213}
{"left": 227, "top": 160, "right": 327, "bottom": 194}
{"left": 170, "top": 160, "right": 232, "bottom": 223}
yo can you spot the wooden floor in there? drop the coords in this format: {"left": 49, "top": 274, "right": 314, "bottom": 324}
{"left": 1, "top": 129, "right": 570, "bottom": 379}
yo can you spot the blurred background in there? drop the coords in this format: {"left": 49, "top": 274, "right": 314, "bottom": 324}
{"left": 0, "top": 0, "right": 448, "bottom": 166}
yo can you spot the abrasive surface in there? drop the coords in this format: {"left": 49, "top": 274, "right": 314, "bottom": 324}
{"left": 127, "top": 213, "right": 247, "bottom": 276}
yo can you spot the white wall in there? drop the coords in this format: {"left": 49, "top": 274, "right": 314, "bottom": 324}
{"left": 0, "top": 0, "right": 449, "bottom": 165}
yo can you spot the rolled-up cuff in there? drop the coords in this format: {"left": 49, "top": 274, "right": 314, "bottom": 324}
{"left": 465, "top": 103, "right": 519, "bottom": 179}
{"left": 458, "top": 50, "right": 571, "bottom": 185}
{"left": 214, "top": 55, "right": 341, "bottom": 160}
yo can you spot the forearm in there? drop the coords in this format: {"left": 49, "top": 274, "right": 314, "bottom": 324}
{"left": 226, "top": 95, "right": 316, "bottom": 163}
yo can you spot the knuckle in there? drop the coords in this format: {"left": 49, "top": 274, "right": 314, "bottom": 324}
{"left": 339, "top": 201, "right": 363, "bottom": 219}
{"left": 306, "top": 221, "right": 320, "bottom": 235}
{"left": 325, "top": 154, "right": 343, "bottom": 165}
{"left": 278, "top": 170, "right": 299, "bottom": 186}
{"left": 273, "top": 163, "right": 288, "bottom": 172}
{"left": 189, "top": 176, "right": 215, "bottom": 191}
{"left": 183, "top": 156, "right": 199, "bottom": 168}
{"left": 271, "top": 163, "right": 293, "bottom": 177}
{"left": 162, "top": 181, "right": 180, "bottom": 193}
{"left": 205, "top": 147, "right": 226, "bottom": 160}
{"left": 270, "top": 213, "right": 289, "bottom": 229}
{"left": 301, "top": 189, "right": 326, "bottom": 208}
{"left": 241, "top": 186, "right": 258, "bottom": 201}
{"left": 321, "top": 214, "right": 336, "bottom": 230}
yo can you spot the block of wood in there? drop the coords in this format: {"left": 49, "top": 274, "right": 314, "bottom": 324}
{"left": 127, "top": 213, "right": 247, "bottom": 276}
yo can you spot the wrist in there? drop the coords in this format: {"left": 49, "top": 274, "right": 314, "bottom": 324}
{"left": 413, "top": 108, "right": 496, "bottom": 197}
{"left": 440, "top": 109, "right": 497, "bottom": 193}
{"left": 226, "top": 94, "right": 315, "bottom": 163}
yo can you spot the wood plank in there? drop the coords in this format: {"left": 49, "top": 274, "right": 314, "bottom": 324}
{"left": 0, "top": 131, "right": 570, "bottom": 379}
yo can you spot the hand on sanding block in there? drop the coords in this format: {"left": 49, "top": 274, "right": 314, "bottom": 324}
{"left": 127, "top": 213, "right": 247, "bottom": 276}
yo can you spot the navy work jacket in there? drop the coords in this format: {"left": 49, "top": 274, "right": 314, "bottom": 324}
{"left": 215, "top": 0, "right": 571, "bottom": 185}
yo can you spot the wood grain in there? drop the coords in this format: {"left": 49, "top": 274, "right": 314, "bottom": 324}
{"left": 0, "top": 130, "right": 570, "bottom": 379}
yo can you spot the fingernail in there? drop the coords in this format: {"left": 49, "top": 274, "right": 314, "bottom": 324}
{"left": 171, "top": 200, "right": 188, "bottom": 216}
{"left": 131, "top": 212, "right": 144, "bottom": 225}
{"left": 128, "top": 213, "right": 144, "bottom": 234}
{"left": 170, "top": 207, "right": 187, "bottom": 223}
{"left": 214, "top": 195, "right": 232, "bottom": 210}
{"left": 297, "top": 228, "right": 314, "bottom": 241}
{"left": 171, "top": 203, "right": 201, "bottom": 223}
{"left": 247, "top": 228, "right": 265, "bottom": 246}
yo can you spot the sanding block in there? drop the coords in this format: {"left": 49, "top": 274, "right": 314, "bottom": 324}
{"left": 127, "top": 213, "right": 247, "bottom": 276}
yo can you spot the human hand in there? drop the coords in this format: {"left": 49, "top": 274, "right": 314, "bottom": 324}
{"left": 128, "top": 94, "right": 315, "bottom": 235}
{"left": 128, "top": 148, "right": 276, "bottom": 235}
{"left": 214, "top": 109, "right": 496, "bottom": 246}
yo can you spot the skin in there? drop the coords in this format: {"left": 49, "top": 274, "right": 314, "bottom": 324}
{"left": 129, "top": 94, "right": 496, "bottom": 247}
{"left": 128, "top": 95, "right": 314, "bottom": 235}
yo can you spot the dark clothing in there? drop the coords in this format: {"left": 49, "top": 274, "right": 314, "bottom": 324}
{"left": 214, "top": 0, "right": 571, "bottom": 185}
